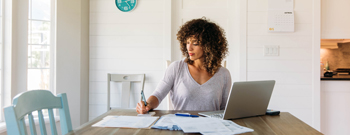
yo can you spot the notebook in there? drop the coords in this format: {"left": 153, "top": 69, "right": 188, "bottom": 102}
{"left": 199, "top": 80, "right": 276, "bottom": 119}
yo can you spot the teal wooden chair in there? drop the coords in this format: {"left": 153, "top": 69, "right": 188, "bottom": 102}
{"left": 4, "top": 90, "right": 72, "bottom": 135}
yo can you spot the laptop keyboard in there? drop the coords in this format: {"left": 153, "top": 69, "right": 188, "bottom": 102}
{"left": 207, "top": 113, "right": 224, "bottom": 119}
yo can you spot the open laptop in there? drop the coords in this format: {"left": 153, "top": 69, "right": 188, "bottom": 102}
{"left": 198, "top": 80, "right": 276, "bottom": 119}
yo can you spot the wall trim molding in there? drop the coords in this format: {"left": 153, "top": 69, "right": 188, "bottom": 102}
{"left": 312, "top": 0, "right": 321, "bottom": 131}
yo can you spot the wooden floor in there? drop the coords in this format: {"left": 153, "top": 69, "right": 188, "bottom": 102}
{"left": 67, "top": 109, "right": 323, "bottom": 135}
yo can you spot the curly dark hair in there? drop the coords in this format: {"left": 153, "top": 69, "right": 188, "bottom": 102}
{"left": 177, "top": 17, "right": 229, "bottom": 75}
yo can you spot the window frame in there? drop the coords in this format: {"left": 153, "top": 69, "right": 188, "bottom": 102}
{"left": 0, "top": 0, "right": 4, "bottom": 122}
{"left": 0, "top": 0, "right": 58, "bottom": 127}
{"left": 27, "top": 0, "right": 56, "bottom": 94}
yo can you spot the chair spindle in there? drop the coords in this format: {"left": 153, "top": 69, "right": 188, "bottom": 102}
{"left": 38, "top": 110, "right": 47, "bottom": 135}
{"left": 19, "top": 118, "right": 28, "bottom": 135}
{"left": 28, "top": 113, "right": 37, "bottom": 135}
{"left": 48, "top": 108, "right": 58, "bottom": 135}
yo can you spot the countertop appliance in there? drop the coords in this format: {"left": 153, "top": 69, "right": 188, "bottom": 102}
{"left": 324, "top": 71, "right": 334, "bottom": 77}
{"left": 335, "top": 68, "right": 350, "bottom": 75}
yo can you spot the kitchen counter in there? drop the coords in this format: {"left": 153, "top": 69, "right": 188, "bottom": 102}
{"left": 321, "top": 74, "right": 350, "bottom": 80}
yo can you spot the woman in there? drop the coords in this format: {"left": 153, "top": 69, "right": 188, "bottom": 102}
{"left": 137, "top": 18, "right": 231, "bottom": 114}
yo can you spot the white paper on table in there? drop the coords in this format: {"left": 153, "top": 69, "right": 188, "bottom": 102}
{"left": 224, "top": 120, "right": 254, "bottom": 134}
{"left": 153, "top": 115, "right": 178, "bottom": 127}
{"left": 172, "top": 117, "right": 231, "bottom": 133}
{"left": 200, "top": 120, "right": 254, "bottom": 135}
{"left": 92, "top": 115, "right": 159, "bottom": 128}
{"left": 151, "top": 114, "right": 191, "bottom": 130}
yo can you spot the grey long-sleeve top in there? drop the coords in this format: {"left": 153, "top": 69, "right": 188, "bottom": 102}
{"left": 152, "top": 60, "right": 232, "bottom": 111}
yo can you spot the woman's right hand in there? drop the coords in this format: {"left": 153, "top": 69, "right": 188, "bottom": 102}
{"left": 136, "top": 101, "right": 151, "bottom": 114}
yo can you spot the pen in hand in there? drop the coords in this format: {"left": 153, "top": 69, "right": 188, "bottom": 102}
{"left": 141, "top": 90, "right": 147, "bottom": 106}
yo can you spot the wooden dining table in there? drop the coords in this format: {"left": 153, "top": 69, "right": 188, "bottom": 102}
{"left": 67, "top": 109, "right": 323, "bottom": 135}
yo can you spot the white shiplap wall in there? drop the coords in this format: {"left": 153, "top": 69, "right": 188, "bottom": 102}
{"left": 247, "top": 0, "right": 313, "bottom": 125}
{"left": 89, "top": 0, "right": 168, "bottom": 120}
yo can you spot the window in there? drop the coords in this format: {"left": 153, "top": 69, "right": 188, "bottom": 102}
{"left": 27, "top": 0, "right": 54, "bottom": 92}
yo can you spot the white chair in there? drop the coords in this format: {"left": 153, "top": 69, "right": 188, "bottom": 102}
{"left": 222, "top": 60, "right": 226, "bottom": 68}
{"left": 4, "top": 90, "right": 72, "bottom": 135}
{"left": 107, "top": 74, "right": 145, "bottom": 111}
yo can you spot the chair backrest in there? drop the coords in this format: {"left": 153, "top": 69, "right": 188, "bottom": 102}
{"left": 107, "top": 74, "right": 145, "bottom": 111}
{"left": 4, "top": 90, "right": 72, "bottom": 135}
{"left": 222, "top": 60, "right": 226, "bottom": 68}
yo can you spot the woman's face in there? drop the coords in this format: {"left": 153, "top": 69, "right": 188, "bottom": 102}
{"left": 186, "top": 37, "right": 204, "bottom": 61}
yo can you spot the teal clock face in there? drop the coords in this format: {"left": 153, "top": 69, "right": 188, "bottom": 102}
{"left": 115, "top": 0, "right": 137, "bottom": 12}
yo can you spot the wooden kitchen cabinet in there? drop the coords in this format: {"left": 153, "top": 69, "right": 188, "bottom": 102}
{"left": 321, "top": 0, "right": 350, "bottom": 39}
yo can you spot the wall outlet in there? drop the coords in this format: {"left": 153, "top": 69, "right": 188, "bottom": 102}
{"left": 264, "top": 45, "right": 279, "bottom": 56}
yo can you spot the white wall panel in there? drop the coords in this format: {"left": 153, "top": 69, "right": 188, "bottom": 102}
{"left": 90, "top": 82, "right": 108, "bottom": 93}
{"left": 89, "top": 105, "right": 107, "bottom": 117}
{"left": 90, "top": 13, "right": 163, "bottom": 24}
{"left": 89, "top": 117, "right": 96, "bottom": 121}
{"left": 248, "top": 0, "right": 312, "bottom": 12}
{"left": 272, "top": 84, "right": 312, "bottom": 97}
{"left": 247, "top": 47, "right": 312, "bottom": 60}
{"left": 90, "top": 93, "right": 108, "bottom": 105}
{"left": 247, "top": 72, "right": 312, "bottom": 85}
{"left": 247, "top": 11, "right": 312, "bottom": 24}
{"left": 182, "top": 0, "right": 227, "bottom": 9}
{"left": 90, "top": 24, "right": 162, "bottom": 36}
{"left": 294, "top": 12, "right": 313, "bottom": 24}
{"left": 269, "top": 96, "right": 312, "bottom": 109}
{"left": 247, "top": 35, "right": 312, "bottom": 47}
{"left": 247, "top": 12, "right": 267, "bottom": 24}
{"left": 90, "top": 35, "right": 163, "bottom": 47}
{"left": 247, "top": 0, "right": 268, "bottom": 12}
{"left": 90, "top": 47, "right": 162, "bottom": 59}
{"left": 247, "top": 60, "right": 312, "bottom": 72}
{"left": 294, "top": 0, "right": 313, "bottom": 11}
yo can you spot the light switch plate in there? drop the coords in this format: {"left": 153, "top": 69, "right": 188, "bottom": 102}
{"left": 264, "top": 45, "right": 279, "bottom": 56}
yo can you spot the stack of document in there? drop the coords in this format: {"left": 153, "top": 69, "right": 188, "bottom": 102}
{"left": 92, "top": 115, "right": 159, "bottom": 128}
{"left": 151, "top": 114, "right": 187, "bottom": 130}
{"left": 152, "top": 114, "right": 254, "bottom": 134}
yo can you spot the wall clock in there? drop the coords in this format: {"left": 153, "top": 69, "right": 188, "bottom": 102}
{"left": 115, "top": 0, "right": 137, "bottom": 12}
